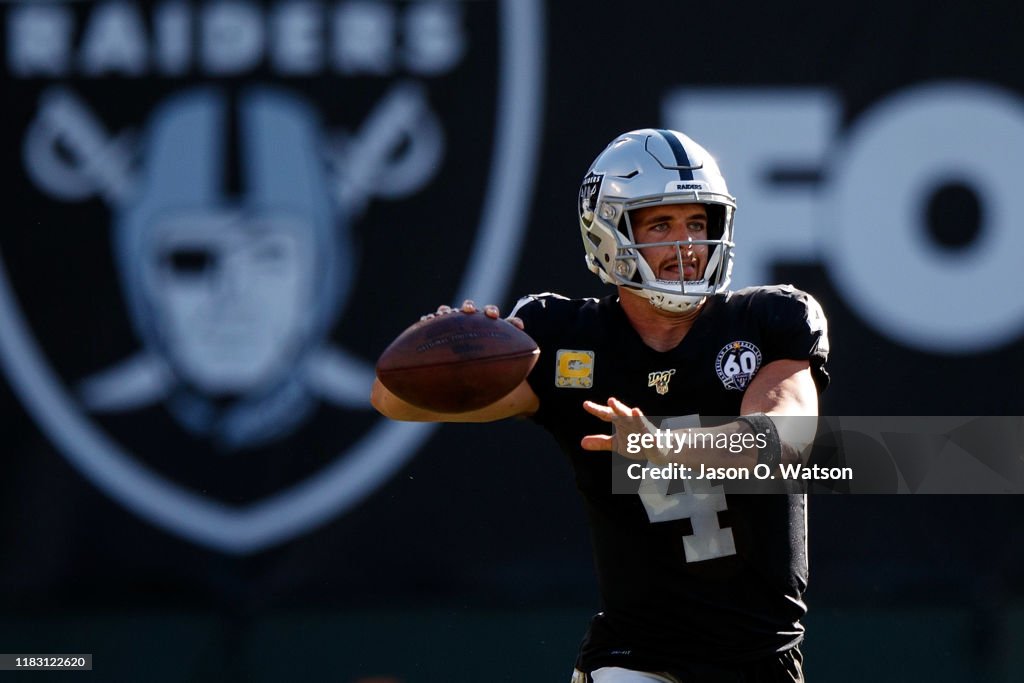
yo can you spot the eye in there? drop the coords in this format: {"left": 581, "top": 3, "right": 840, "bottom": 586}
{"left": 688, "top": 222, "right": 707, "bottom": 233}
{"left": 164, "top": 248, "right": 217, "bottom": 276}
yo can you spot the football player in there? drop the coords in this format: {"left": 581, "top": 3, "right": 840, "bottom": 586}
{"left": 372, "top": 129, "right": 829, "bottom": 682}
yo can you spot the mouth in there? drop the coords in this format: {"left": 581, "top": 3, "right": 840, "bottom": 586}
{"left": 659, "top": 259, "right": 699, "bottom": 281}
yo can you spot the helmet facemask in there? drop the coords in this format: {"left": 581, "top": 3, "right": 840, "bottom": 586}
{"left": 614, "top": 201, "right": 734, "bottom": 312}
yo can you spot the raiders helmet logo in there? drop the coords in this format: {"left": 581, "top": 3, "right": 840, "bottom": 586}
{"left": 578, "top": 172, "right": 604, "bottom": 228}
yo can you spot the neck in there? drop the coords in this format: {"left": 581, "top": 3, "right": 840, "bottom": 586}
{"left": 617, "top": 287, "right": 704, "bottom": 352}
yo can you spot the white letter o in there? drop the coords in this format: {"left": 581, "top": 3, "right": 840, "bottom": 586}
{"left": 825, "top": 82, "right": 1024, "bottom": 353}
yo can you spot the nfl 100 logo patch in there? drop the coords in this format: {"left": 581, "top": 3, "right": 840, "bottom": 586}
{"left": 647, "top": 369, "right": 675, "bottom": 395}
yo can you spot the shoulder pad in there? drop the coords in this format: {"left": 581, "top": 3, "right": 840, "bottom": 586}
{"left": 509, "top": 292, "right": 571, "bottom": 317}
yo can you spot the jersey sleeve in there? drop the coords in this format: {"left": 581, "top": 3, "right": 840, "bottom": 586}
{"left": 508, "top": 293, "right": 575, "bottom": 428}
{"left": 752, "top": 286, "right": 830, "bottom": 392}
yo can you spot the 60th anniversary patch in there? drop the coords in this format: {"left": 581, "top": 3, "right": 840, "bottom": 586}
{"left": 715, "top": 340, "right": 762, "bottom": 391}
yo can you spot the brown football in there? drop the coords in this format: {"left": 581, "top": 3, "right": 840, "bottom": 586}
{"left": 376, "top": 311, "right": 540, "bottom": 413}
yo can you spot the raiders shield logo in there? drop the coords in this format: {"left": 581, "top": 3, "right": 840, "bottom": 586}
{"left": 0, "top": 0, "right": 543, "bottom": 553}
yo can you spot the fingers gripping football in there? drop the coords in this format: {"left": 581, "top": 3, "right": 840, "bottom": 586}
{"left": 420, "top": 299, "right": 524, "bottom": 330}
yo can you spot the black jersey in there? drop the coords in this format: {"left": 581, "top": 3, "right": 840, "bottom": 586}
{"left": 512, "top": 285, "right": 829, "bottom": 672}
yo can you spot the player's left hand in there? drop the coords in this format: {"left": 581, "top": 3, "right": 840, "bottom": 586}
{"left": 581, "top": 397, "right": 664, "bottom": 462}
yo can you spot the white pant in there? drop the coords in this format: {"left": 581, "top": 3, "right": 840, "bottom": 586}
{"left": 573, "top": 667, "right": 678, "bottom": 683}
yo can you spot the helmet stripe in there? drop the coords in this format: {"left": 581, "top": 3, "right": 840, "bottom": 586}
{"left": 655, "top": 128, "right": 694, "bottom": 181}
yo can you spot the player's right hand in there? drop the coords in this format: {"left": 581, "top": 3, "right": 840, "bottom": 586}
{"left": 420, "top": 299, "right": 524, "bottom": 330}
{"left": 582, "top": 397, "right": 668, "bottom": 464}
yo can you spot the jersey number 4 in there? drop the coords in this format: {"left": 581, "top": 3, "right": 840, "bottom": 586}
{"left": 637, "top": 416, "right": 737, "bottom": 563}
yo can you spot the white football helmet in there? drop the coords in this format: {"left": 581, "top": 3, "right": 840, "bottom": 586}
{"left": 579, "top": 128, "right": 736, "bottom": 312}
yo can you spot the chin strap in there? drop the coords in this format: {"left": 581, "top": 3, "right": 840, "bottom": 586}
{"left": 645, "top": 289, "right": 706, "bottom": 313}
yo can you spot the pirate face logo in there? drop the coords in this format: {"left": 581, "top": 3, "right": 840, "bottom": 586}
{"left": 0, "top": 0, "right": 544, "bottom": 553}
{"left": 91, "top": 88, "right": 349, "bottom": 446}
{"left": 143, "top": 208, "right": 316, "bottom": 394}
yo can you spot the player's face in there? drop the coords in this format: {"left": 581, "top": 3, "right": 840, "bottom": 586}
{"left": 629, "top": 203, "right": 709, "bottom": 281}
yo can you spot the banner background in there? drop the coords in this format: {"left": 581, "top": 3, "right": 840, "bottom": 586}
{"left": 2, "top": 1, "right": 1023, "bottom": 680}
